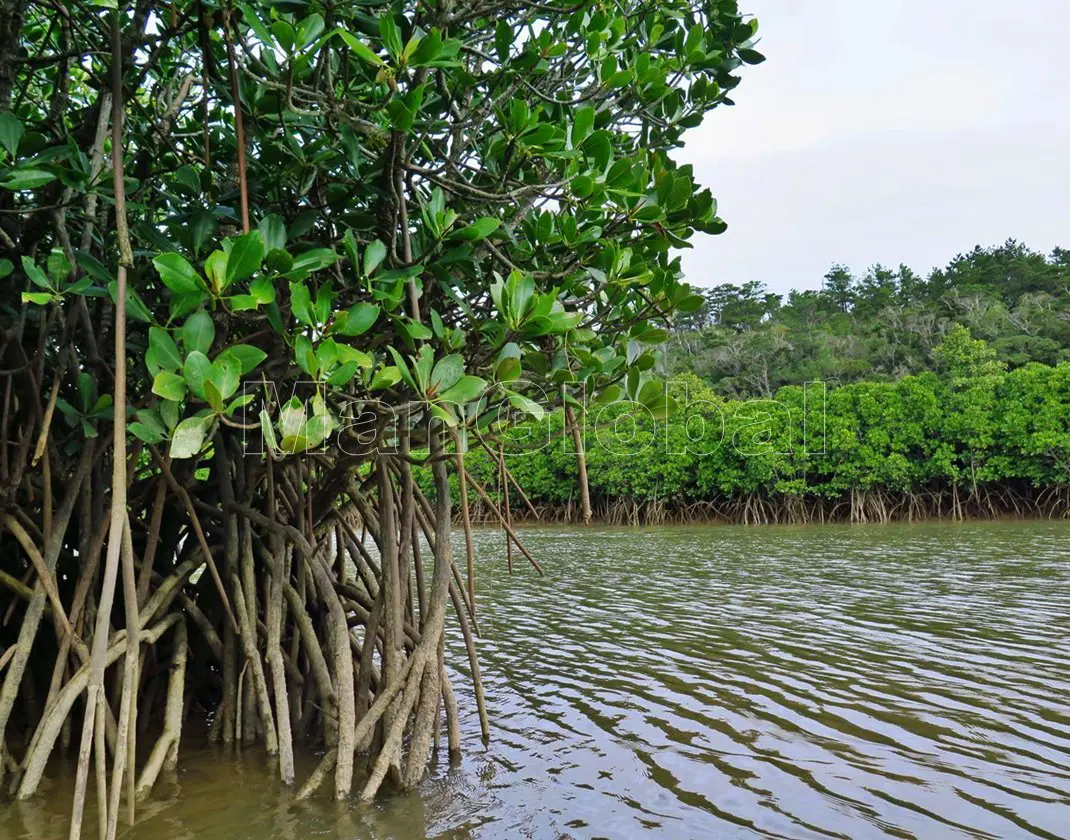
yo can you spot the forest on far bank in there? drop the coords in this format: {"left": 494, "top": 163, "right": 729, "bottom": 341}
{"left": 663, "top": 240, "right": 1070, "bottom": 398}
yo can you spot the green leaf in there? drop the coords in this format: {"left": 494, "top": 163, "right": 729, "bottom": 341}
{"left": 571, "top": 105, "right": 595, "bottom": 145}
{"left": 22, "top": 291, "right": 55, "bottom": 305}
{"left": 428, "top": 402, "right": 458, "bottom": 427}
{"left": 21, "top": 256, "right": 51, "bottom": 290}
{"left": 412, "top": 344, "right": 434, "bottom": 394}
{"left": 738, "top": 48, "right": 766, "bottom": 65}
{"left": 507, "top": 392, "right": 545, "bottom": 421}
{"left": 496, "top": 357, "right": 521, "bottom": 382}
{"left": 286, "top": 248, "right": 337, "bottom": 280}
{"left": 170, "top": 291, "right": 204, "bottom": 320}
{"left": 173, "top": 164, "right": 200, "bottom": 194}
{"left": 294, "top": 334, "right": 317, "bottom": 376}
{"left": 408, "top": 28, "right": 443, "bottom": 66}
{"left": 260, "top": 408, "right": 279, "bottom": 452}
{"left": 227, "top": 394, "right": 255, "bottom": 415}
{"left": 593, "top": 384, "right": 623, "bottom": 405}
{"left": 264, "top": 249, "right": 292, "bottom": 274}
{"left": 225, "top": 231, "right": 264, "bottom": 288}
{"left": 238, "top": 3, "right": 273, "bottom": 44}
{"left": 210, "top": 355, "right": 241, "bottom": 400}
{"left": 0, "top": 111, "right": 24, "bottom": 158}
{"left": 429, "top": 354, "right": 464, "bottom": 396}
{"left": 0, "top": 258, "right": 11, "bottom": 279}
{"left": 136, "top": 409, "right": 166, "bottom": 437}
{"left": 583, "top": 131, "right": 613, "bottom": 170}
{"left": 451, "top": 217, "right": 500, "bottom": 242}
{"left": 401, "top": 320, "right": 433, "bottom": 341}
{"left": 290, "top": 282, "right": 314, "bottom": 325}
{"left": 315, "top": 337, "right": 338, "bottom": 370}
{"left": 314, "top": 282, "right": 334, "bottom": 326}
{"left": 47, "top": 248, "right": 71, "bottom": 282}
{"left": 190, "top": 211, "right": 217, "bottom": 255}
{"left": 571, "top": 175, "right": 595, "bottom": 198}
{"left": 436, "top": 375, "right": 487, "bottom": 405}
{"left": 206, "top": 379, "right": 223, "bottom": 412}
{"left": 333, "top": 302, "right": 379, "bottom": 336}
{"left": 183, "top": 351, "right": 212, "bottom": 399}
{"left": 204, "top": 250, "right": 228, "bottom": 292}
{"left": 297, "top": 13, "right": 325, "bottom": 49}
{"left": 153, "top": 253, "right": 202, "bottom": 294}
{"left": 304, "top": 412, "right": 333, "bottom": 448}
{"left": 270, "top": 19, "right": 295, "bottom": 52}
{"left": 149, "top": 327, "right": 182, "bottom": 371}
{"left": 494, "top": 19, "right": 512, "bottom": 62}
{"left": 152, "top": 371, "right": 186, "bottom": 401}
{"left": 259, "top": 214, "right": 286, "bottom": 252}
{"left": 182, "top": 311, "right": 216, "bottom": 355}
{"left": 216, "top": 344, "right": 267, "bottom": 374}
{"left": 129, "top": 422, "right": 164, "bottom": 445}
{"left": 327, "top": 361, "right": 359, "bottom": 386}
{"left": 335, "top": 343, "right": 373, "bottom": 368}
{"left": 160, "top": 399, "right": 180, "bottom": 430}
{"left": 170, "top": 416, "right": 211, "bottom": 459}
{"left": 108, "top": 281, "right": 154, "bottom": 323}
{"left": 336, "top": 28, "right": 384, "bottom": 66}
{"left": 363, "top": 239, "right": 387, "bottom": 276}
{"left": 387, "top": 98, "right": 415, "bottom": 132}
{"left": 400, "top": 31, "right": 422, "bottom": 64}
{"left": 279, "top": 397, "right": 306, "bottom": 439}
{"left": 249, "top": 275, "right": 276, "bottom": 304}
{"left": 378, "top": 14, "right": 403, "bottom": 58}
{"left": 506, "top": 270, "right": 536, "bottom": 324}
{"left": 0, "top": 168, "right": 55, "bottom": 190}
{"left": 369, "top": 365, "right": 401, "bottom": 391}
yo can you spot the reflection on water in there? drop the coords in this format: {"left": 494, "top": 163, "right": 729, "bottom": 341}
{"left": 3, "top": 521, "right": 1069, "bottom": 839}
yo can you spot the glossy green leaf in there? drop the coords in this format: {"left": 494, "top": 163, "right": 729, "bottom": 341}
{"left": 334, "top": 302, "right": 379, "bottom": 336}
{"left": 183, "top": 351, "right": 212, "bottom": 399}
{"left": 216, "top": 344, "right": 267, "bottom": 374}
{"left": 153, "top": 253, "right": 202, "bottom": 294}
{"left": 436, "top": 375, "right": 487, "bottom": 405}
{"left": 152, "top": 371, "right": 186, "bottom": 402}
{"left": 0, "top": 111, "right": 24, "bottom": 158}
{"left": 149, "top": 327, "right": 182, "bottom": 371}
{"left": 336, "top": 28, "right": 384, "bottom": 66}
{"left": 182, "top": 311, "right": 216, "bottom": 355}
{"left": 225, "top": 231, "right": 264, "bottom": 288}
{"left": 451, "top": 217, "right": 500, "bottom": 242}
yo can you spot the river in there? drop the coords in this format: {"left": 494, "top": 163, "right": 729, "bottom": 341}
{"left": 3, "top": 521, "right": 1069, "bottom": 838}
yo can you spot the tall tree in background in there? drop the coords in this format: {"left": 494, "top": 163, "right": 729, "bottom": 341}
{"left": 667, "top": 241, "right": 1070, "bottom": 396}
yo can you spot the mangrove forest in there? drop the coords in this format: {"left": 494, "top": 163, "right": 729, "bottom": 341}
{"left": 0, "top": 0, "right": 759, "bottom": 833}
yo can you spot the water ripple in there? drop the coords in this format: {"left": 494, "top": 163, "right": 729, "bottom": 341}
{"left": 457, "top": 521, "right": 1070, "bottom": 839}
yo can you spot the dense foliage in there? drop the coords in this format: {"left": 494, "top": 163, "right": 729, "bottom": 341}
{"left": 445, "top": 327, "right": 1070, "bottom": 524}
{"left": 664, "top": 240, "right": 1070, "bottom": 397}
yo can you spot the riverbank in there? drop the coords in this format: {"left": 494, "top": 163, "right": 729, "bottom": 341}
{"left": 462, "top": 486, "right": 1070, "bottom": 527}
{"left": 424, "top": 364, "right": 1070, "bottom": 529}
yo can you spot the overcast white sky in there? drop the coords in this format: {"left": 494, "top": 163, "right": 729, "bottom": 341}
{"left": 679, "top": 0, "right": 1070, "bottom": 293}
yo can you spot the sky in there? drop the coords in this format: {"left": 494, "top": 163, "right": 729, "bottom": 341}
{"left": 678, "top": 0, "right": 1070, "bottom": 294}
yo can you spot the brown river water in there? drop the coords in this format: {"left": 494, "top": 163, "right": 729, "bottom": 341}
{"left": 2, "top": 521, "right": 1069, "bottom": 839}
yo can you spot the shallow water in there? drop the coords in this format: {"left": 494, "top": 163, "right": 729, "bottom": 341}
{"left": 4, "top": 521, "right": 1070, "bottom": 839}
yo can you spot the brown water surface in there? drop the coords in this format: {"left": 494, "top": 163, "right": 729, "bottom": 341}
{"left": 3, "top": 521, "right": 1069, "bottom": 839}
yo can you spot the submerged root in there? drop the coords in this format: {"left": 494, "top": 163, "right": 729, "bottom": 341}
{"left": 1, "top": 424, "right": 502, "bottom": 833}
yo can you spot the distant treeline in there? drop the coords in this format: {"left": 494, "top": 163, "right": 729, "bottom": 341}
{"left": 426, "top": 327, "right": 1070, "bottom": 526}
{"left": 663, "top": 240, "right": 1070, "bottom": 398}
